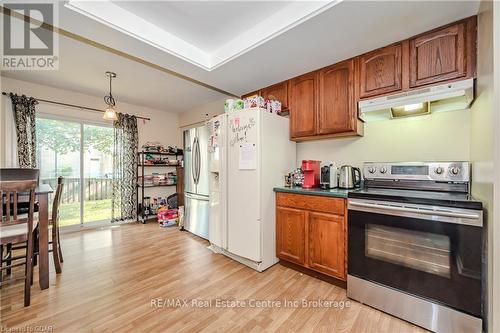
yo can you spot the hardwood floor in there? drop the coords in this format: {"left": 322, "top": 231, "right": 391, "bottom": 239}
{"left": 1, "top": 223, "right": 426, "bottom": 332}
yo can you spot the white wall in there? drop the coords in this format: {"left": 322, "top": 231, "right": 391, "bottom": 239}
{"left": 0, "top": 76, "right": 182, "bottom": 199}
{"left": 470, "top": 2, "right": 496, "bottom": 331}
{"left": 493, "top": 2, "right": 500, "bottom": 331}
{"left": 297, "top": 109, "right": 471, "bottom": 168}
{"left": 178, "top": 97, "right": 225, "bottom": 129}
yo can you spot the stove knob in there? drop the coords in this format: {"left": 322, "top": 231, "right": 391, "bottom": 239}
{"left": 435, "top": 167, "right": 444, "bottom": 175}
{"left": 380, "top": 167, "right": 387, "bottom": 174}
{"left": 450, "top": 167, "right": 461, "bottom": 175}
{"left": 368, "top": 167, "right": 376, "bottom": 174}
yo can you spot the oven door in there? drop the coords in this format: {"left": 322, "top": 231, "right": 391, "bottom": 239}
{"left": 348, "top": 198, "right": 483, "bottom": 317}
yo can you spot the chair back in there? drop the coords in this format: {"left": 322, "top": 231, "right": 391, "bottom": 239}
{"left": 167, "top": 193, "right": 178, "bottom": 209}
{"left": 0, "top": 168, "right": 39, "bottom": 183}
{"left": 51, "top": 176, "right": 64, "bottom": 228}
{"left": 1, "top": 169, "right": 39, "bottom": 215}
{"left": 0, "top": 180, "right": 37, "bottom": 227}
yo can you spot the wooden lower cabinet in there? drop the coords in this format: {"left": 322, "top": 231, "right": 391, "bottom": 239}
{"left": 276, "top": 207, "right": 306, "bottom": 265}
{"left": 276, "top": 192, "right": 347, "bottom": 281}
{"left": 308, "top": 212, "right": 346, "bottom": 279}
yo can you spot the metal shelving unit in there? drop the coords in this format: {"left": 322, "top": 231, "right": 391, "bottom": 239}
{"left": 136, "top": 151, "right": 183, "bottom": 223}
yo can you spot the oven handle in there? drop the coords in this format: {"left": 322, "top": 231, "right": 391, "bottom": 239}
{"left": 349, "top": 200, "right": 482, "bottom": 222}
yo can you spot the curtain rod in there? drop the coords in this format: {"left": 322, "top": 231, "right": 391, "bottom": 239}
{"left": 1, "top": 91, "right": 151, "bottom": 121}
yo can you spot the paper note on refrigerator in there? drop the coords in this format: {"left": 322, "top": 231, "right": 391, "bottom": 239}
{"left": 239, "top": 143, "right": 257, "bottom": 170}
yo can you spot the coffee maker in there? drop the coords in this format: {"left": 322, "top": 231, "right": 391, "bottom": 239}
{"left": 301, "top": 160, "right": 320, "bottom": 188}
{"left": 320, "top": 162, "right": 338, "bottom": 189}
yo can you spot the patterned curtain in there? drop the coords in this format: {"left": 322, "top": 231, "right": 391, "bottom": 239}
{"left": 112, "top": 112, "right": 138, "bottom": 221}
{"left": 10, "top": 94, "right": 38, "bottom": 168}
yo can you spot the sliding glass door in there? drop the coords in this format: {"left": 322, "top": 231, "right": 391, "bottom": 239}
{"left": 37, "top": 118, "right": 81, "bottom": 226}
{"left": 36, "top": 117, "right": 113, "bottom": 226}
{"left": 83, "top": 124, "right": 113, "bottom": 224}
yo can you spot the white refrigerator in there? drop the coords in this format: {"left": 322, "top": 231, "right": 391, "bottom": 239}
{"left": 208, "top": 108, "right": 296, "bottom": 271}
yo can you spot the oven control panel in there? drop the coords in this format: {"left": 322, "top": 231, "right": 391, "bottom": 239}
{"left": 363, "top": 161, "right": 470, "bottom": 182}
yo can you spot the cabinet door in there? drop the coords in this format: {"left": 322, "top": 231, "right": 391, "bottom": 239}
{"left": 308, "top": 212, "right": 346, "bottom": 280}
{"left": 276, "top": 206, "right": 306, "bottom": 265}
{"left": 410, "top": 22, "right": 466, "bottom": 87}
{"left": 359, "top": 44, "right": 403, "bottom": 98}
{"left": 261, "top": 81, "right": 288, "bottom": 109}
{"left": 289, "top": 72, "right": 318, "bottom": 138}
{"left": 318, "top": 59, "right": 355, "bottom": 134}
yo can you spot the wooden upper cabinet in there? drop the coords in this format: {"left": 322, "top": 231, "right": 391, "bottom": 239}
{"left": 410, "top": 21, "right": 468, "bottom": 87}
{"left": 288, "top": 72, "right": 318, "bottom": 139}
{"left": 241, "top": 91, "right": 259, "bottom": 99}
{"left": 318, "top": 59, "right": 355, "bottom": 134}
{"left": 308, "top": 212, "right": 346, "bottom": 280}
{"left": 276, "top": 206, "right": 306, "bottom": 265}
{"left": 359, "top": 43, "right": 403, "bottom": 98}
{"left": 243, "top": 16, "right": 476, "bottom": 141}
{"left": 261, "top": 81, "right": 289, "bottom": 109}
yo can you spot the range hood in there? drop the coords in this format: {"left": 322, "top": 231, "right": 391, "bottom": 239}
{"left": 358, "top": 79, "right": 474, "bottom": 122}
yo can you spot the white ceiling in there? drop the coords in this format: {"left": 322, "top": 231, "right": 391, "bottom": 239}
{"left": 2, "top": 1, "right": 481, "bottom": 113}
{"left": 65, "top": 0, "right": 339, "bottom": 70}
{"left": 112, "top": 1, "right": 291, "bottom": 53}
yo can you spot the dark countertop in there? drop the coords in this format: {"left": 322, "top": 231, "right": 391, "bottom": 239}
{"left": 274, "top": 186, "right": 482, "bottom": 210}
{"left": 273, "top": 186, "right": 352, "bottom": 198}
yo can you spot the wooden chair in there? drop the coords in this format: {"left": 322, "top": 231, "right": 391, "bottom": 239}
{"left": 0, "top": 179, "right": 37, "bottom": 306}
{"left": 1, "top": 168, "right": 39, "bottom": 275}
{"left": 54, "top": 177, "right": 64, "bottom": 265}
{"left": 37, "top": 176, "right": 64, "bottom": 273}
{"left": 11, "top": 177, "right": 64, "bottom": 279}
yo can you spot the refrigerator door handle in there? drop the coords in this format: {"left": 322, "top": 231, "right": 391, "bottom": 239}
{"left": 185, "top": 192, "right": 209, "bottom": 201}
{"left": 195, "top": 137, "right": 201, "bottom": 184}
{"left": 195, "top": 137, "right": 200, "bottom": 184}
{"left": 192, "top": 137, "right": 198, "bottom": 185}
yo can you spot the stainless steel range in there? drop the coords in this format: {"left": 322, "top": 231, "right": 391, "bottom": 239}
{"left": 347, "top": 161, "right": 483, "bottom": 333}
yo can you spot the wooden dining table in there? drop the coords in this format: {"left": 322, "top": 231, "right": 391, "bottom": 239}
{"left": 34, "top": 184, "right": 53, "bottom": 290}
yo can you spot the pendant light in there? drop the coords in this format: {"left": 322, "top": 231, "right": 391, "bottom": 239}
{"left": 102, "top": 71, "right": 118, "bottom": 121}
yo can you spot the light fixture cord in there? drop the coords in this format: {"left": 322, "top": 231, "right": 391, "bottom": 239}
{"left": 104, "top": 74, "right": 116, "bottom": 107}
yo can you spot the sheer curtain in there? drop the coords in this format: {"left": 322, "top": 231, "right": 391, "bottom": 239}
{"left": 111, "top": 112, "right": 138, "bottom": 221}
{"left": 0, "top": 95, "right": 18, "bottom": 167}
